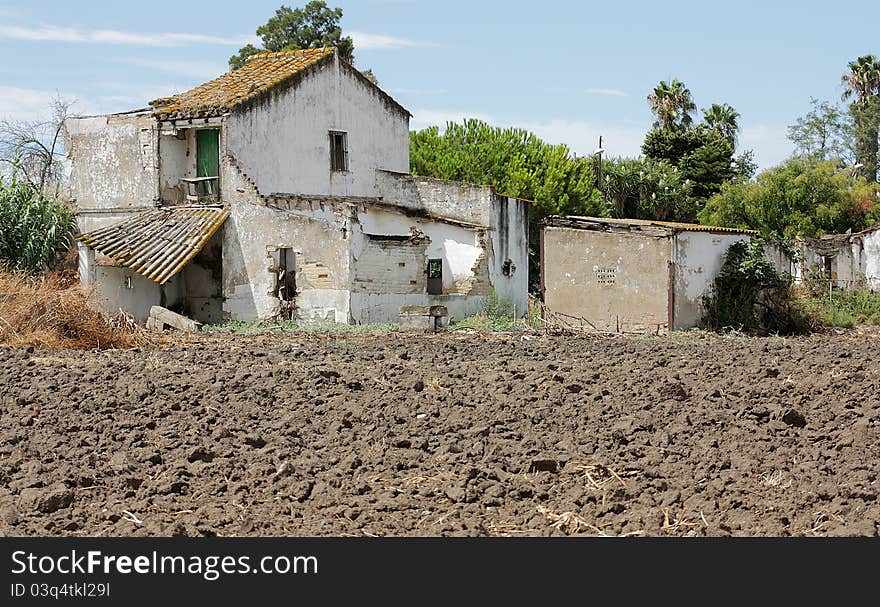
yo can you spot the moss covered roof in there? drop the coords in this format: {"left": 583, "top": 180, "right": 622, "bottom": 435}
{"left": 150, "top": 47, "right": 335, "bottom": 119}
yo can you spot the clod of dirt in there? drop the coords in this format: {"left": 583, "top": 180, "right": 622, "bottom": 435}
{"left": 781, "top": 409, "right": 807, "bottom": 428}
{"left": 19, "top": 484, "right": 74, "bottom": 514}
{"left": 413, "top": 380, "right": 425, "bottom": 392}
{"left": 187, "top": 447, "right": 214, "bottom": 463}
{"left": 528, "top": 459, "right": 559, "bottom": 473}
{"left": 244, "top": 435, "right": 267, "bottom": 449}
{"left": 659, "top": 379, "right": 690, "bottom": 401}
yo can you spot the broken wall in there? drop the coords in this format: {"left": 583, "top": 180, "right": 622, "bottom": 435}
{"left": 65, "top": 113, "right": 158, "bottom": 213}
{"left": 672, "top": 231, "right": 750, "bottom": 330}
{"left": 375, "top": 170, "right": 494, "bottom": 226}
{"left": 221, "top": 162, "right": 350, "bottom": 322}
{"left": 349, "top": 207, "right": 489, "bottom": 323}
{"left": 542, "top": 227, "right": 672, "bottom": 332}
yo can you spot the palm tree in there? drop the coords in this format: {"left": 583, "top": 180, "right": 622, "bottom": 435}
{"left": 647, "top": 79, "right": 697, "bottom": 131}
{"left": 702, "top": 103, "right": 741, "bottom": 146}
{"left": 841, "top": 55, "right": 880, "bottom": 182}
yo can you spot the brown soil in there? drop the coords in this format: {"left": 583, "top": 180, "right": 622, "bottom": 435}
{"left": 1, "top": 332, "right": 878, "bottom": 537}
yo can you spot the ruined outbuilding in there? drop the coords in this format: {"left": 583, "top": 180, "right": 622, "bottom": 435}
{"left": 796, "top": 226, "right": 880, "bottom": 290}
{"left": 66, "top": 47, "right": 528, "bottom": 324}
{"left": 540, "top": 216, "right": 773, "bottom": 332}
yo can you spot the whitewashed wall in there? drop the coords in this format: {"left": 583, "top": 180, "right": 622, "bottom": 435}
{"left": 488, "top": 196, "right": 529, "bottom": 316}
{"left": 673, "top": 231, "right": 750, "bottom": 329}
{"left": 861, "top": 230, "right": 880, "bottom": 290}
{"left": 64, "top": 113, "right": 157, "bottom": 211}
{"left": 221, "top": 161, "right": 351, "bottom": 322}
{"left": 225, "top": 56, "right": 409, "bottom": 197}
{"left": 350, "top": 207, "right": 487, "bottom": 323}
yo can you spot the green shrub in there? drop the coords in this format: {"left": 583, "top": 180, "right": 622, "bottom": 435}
{"left": 452, "top": 290, "right": 528, "bottom": 332}
{"left": 702, "top": 239, "right": 816, "bottom": 334}
{"left": 0, "top": 175, "right": 76, "bottom": 273}
{"left": 800, "top": 288, "right": 880, "bottom": 328}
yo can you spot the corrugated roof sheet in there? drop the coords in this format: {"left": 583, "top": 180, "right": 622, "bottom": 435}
{"left": 544, "top": 215, "right": 758, "bottom": 235}
{"left": 77, "top": 206, "right": 228, "bottom": 285}
{"left": 150, "top": 47, "right": 335, "bottom": 119}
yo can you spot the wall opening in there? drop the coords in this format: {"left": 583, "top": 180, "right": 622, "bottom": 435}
{"left": 329, "top": 130, "right": 349, "bottom": 172}
{"left": 427, "top": 258, "right": 443, "bottom": 295}
{"left": 272, "top": 247, "right": 297, "bottom": 319}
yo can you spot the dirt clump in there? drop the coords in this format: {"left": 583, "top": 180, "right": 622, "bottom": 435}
{"left": 0, "top": 332, "right": 878, "bottom": 537}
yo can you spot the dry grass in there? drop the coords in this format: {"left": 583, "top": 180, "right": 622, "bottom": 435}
{"left": 0, "top": 268, "right": 150, "bottom": 349}
{"left": 574, "top": 463, "right": 628, "bottom": 490}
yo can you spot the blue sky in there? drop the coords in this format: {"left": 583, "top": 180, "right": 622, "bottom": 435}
{"left": 1, "top": 0, "right": 878, "bottom": 169}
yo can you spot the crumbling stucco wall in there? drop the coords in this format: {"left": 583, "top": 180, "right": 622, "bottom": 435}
{"left": 860, "top": 230, "right": 880, "bottom": 290}
{"left": 542, "top": 227, "right": 672, "bottom": 332}
{"left": 375, "top": 170, "right": 493, "bottom": 227}
{"left": 672, "top": 231, "right": 750, "bottom": 330}
{"left": 65, "top": 113, "right": 157, "bottom": 212}
{"left": 225, "top": 55, "right": 409, "bottom": 198}
{"left": 221, "top": 161, "right": 350, "bottom": 322}
{"left": 796, "top": 236, "right": 857, "bottom": 288}
{"left": 92, "top": 267, "right": 181, "bottom": 323}
{"left": 348, "top": 207, "right": 490, "bottom": 323}
{"left": 489, "top": 196, "right": 529, "bottom": 316}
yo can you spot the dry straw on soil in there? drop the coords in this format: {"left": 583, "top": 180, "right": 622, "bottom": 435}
{"left": 0, "top": 268, "right": 149, "bottom": 349}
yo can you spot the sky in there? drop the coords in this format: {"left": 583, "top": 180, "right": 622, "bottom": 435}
{"left": 1, "top": 0, "right": 879, "bottom": 170}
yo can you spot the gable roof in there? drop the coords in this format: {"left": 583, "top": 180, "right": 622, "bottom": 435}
{"left": 149, "top": 47, "right": 409, "bottom": 120}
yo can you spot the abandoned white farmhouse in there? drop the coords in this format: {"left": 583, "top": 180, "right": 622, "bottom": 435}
{"left": 66, "top": 47, "right": 529, "bottom": 325}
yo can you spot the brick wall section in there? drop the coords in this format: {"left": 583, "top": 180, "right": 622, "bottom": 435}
{"left": 353, "top": 237, "right": 427, "bottom": 294}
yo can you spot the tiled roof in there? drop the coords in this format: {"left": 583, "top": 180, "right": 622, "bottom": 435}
{"left": 150, "top": 47, "right": 335, "bottom": 119}
{"left": 544, "top": 215, "right": 759, "bottom": 236}
{"left": 77, "top": 206, "right": 229, "bottom": 284}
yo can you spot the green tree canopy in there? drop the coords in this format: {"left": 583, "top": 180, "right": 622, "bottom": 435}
{"left": 229, "top": 2, "right": 355, "bottom": 70}
{"left": 601, "top": 156, "right": 693, "bottom": 221}
{"left": 702, "top": 103, "right": 741, "bottom": 146}
{"left": 647, "top": 79, "right": 696, "bottom": 131}
{"left": 410, "top": 119, "right": 605, "bottom": 287}
{"left": 788, "top": 98, "right": 855, "bottom": 164}
{"left": 698, "top": 158, "right": 879, "bottom": 239}
{"left": 642, "top": 125, "right": 736, "bottom": 219}
{"left": 841, "top": 54, "right": 880, "bottom": 182}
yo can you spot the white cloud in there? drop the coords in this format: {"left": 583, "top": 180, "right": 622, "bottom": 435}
{"left": 349, "top": 31, "right": 435, "bottom": 49}
{"left": 587, "top": 88, "right": 628, "bottom": 97}
{"left": 0, "top": 86, "right": 73, "bottom": 121}
{"left": 411, "top": 109, "right": 646, "bottom": 158}
{"left": 410, "top": 109, "right": 496, "bottom": 131}
{"left": 0, "top": 24, "right": 257, "bottom": 47}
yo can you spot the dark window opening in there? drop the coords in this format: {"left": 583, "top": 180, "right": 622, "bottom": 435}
{"left": 368, "top": 234, "right": 410, "bottom": 242}
{"left": 823, "top": 256, "right": 833, "bottom": 279}
{"left": 427, "top": 258, "right": 442, "bottom": 295}
{"left": 501, "top": 259, "right": 516, "bottom": 277}
{"left": 330, "top": 130, "right": 348, "bottom": 172}
{"left": 274, "top": 248, "right": 296, "bottom": 303}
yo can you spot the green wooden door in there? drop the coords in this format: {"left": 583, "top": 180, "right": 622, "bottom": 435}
{"left": 196, "top": 129, "right": 220, "bottom": 198}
